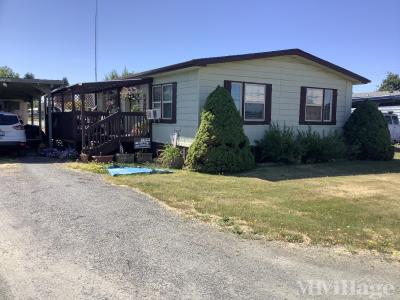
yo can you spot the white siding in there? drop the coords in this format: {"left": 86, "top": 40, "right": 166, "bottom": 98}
{"left": 151, "top": 69, "right": 200, "bottom": 146}
{"left": 198, "top": 56, "right": 354, "bottom": 144}
{"left": 151, "top": 56, "right": 355, "bottom": 147}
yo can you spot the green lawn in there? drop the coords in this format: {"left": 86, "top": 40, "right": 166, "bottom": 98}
{"left": 66, "top": 154, "right": 400, "bottom": 256}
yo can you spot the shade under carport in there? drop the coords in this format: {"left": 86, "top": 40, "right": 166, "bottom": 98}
{"left": 0, "top": 77, "right": 64, "bottom": 101}
{"left": 0, "top": 78, "right": 65, "bottom": 144}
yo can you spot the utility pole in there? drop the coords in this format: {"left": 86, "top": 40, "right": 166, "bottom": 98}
{"left": 94, "top": 0, "right": 98, "bottom": 82}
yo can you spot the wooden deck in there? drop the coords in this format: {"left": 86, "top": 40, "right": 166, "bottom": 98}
{"left": 51, "top": 111, "right": 151, "bottom": 155}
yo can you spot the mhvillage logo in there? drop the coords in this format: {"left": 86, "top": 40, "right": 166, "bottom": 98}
{"left": 297, "top": 280, "right": 396, "bottom": 299}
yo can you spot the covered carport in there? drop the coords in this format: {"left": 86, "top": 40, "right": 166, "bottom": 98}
{"left": 352, "top": 91, "right": 400, "bottom": 108}
{"left": 0, "top": 77, "right": 64, "bottom": 145}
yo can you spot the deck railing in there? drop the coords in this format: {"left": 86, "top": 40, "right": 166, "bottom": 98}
{"left": 82, "top": 111, "right": 150, "bottom": 155}
{"left": 52, "top": 111, "right": 109, "bottom": 142}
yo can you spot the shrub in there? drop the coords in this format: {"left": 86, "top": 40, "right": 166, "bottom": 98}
{"left": 256, "top": 123, "right": 300, "bottom": 163}
{"left": 158, "top": 144, "right": 184, "bottom": 169}
{"left": 297, "top": 128, "right": 323, "bottom": 163}
{"left": 344, "top": 101, "right": 394, "bottom": 160}
{"left": 319, "top": 132, "right": 346, "bottom": 162}
{"left": 297, "top": 128, "right": 345, "bottom": 163}
{"left": 185, "top": 86, "right": 255, "bottom": 173}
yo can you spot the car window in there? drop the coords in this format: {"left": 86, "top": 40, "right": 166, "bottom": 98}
{"left": 392, "top": 116, "right": 399, "bottom": 125}
{"left": 0, "top": 114, "right": 19, "bottom": 125}
{"left": 384, "top": 116, "right": 392, "bottom": 124}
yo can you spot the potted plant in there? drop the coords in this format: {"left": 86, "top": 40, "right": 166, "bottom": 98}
{"left": 158, "top": 144, "right": 184, "bottom": 169}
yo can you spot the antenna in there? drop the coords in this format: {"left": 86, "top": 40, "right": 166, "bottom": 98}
{"left": 94, "top": 0, "right": 98, "bottom": 82}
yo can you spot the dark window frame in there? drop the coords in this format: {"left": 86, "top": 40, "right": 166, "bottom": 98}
{"left": 299, "top": 86, "right": 337, "bottom": 125}
{"left": 224, "top": 80, "right": 272, "bottom": 125}
{"left": 149, "top": 82, "right": 177, "bottom": 124}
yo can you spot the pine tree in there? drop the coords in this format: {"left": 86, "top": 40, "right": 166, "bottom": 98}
{"left": 344, "top": 101, "right": 394, "bottom": 160}
{"left": 185, "top": 86, "right": 255, "bottom": 173}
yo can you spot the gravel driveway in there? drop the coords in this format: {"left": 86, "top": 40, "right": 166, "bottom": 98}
{"left": 0, "top": 157, "right": 399, "bottom": 299}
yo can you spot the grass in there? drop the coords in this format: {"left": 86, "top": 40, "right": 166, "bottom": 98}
{"left": 0, "top": 156, "right": 19, "bottom": 170}
{"left": 66, "top": 154, "right": 400, "bottom": 255}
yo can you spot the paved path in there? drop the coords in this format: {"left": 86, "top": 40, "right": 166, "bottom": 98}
{"left": 0, "top": 157, "right": 399, "bottom": 299}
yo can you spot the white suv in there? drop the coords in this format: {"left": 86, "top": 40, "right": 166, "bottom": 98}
{"left": 383, "top": 113, "right": 400, "bottom": 143}
{"left": 0, "top": 111, "right": 27, "bottom": 155}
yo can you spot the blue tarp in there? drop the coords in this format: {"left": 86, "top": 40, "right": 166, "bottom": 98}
{"left": 107, "top": 166, "right": 171, "bottom": 176}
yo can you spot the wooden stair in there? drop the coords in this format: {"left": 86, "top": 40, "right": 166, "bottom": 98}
{"left": 82, "top": 111, "right": 150, "bottom": 156}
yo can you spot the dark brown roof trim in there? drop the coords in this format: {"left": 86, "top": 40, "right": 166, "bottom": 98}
{"left": 52, "top": 78, "right": 153, "bottom": 95}
{"left": 130, "top": 49, "right": 370, "bottom": 84}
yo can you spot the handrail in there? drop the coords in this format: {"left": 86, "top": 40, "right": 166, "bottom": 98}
{"left": 82, "top": 111, "right": 150, "bottom": 154}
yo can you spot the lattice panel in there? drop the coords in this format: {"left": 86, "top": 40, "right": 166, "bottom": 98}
{"left": 83, "top": 94, "right": 96, "bottom": 111}
{"left": 53, "top": 95, "right": 63, "bottom": 111}
{"left": 56, "top": 93, "right": 97, "bottom": 111}
{"left": 63, "top": 93, "right": 74, "bottom": 111}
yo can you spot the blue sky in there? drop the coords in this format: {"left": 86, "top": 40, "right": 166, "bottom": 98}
{"left": 0, "top": 0, "right": 399, "bottom": 92}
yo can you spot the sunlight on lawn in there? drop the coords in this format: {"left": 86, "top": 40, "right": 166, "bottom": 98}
{"left": 66, "top": 153, "right": 400, "bottom": 255}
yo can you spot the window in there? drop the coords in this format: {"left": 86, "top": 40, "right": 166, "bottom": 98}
{"left": 300, "top": 87, "right": 337, "bottom": 125}
{"left": 305, "top": 88, "right": 323, "bottom": 121}
{"left": 152, "top": 82, "right": 177, "bottom": 123}
{"left": 393, "top": 115, "right": 399, "bottom": 125}
{"left": 244, "top": 84, "right": 266, "bottom": 121}
{"left": 323, "top": 89, "right": 333, "bottom": 121}
{"left": 224, "top": 81, "right": 272, "bottom": 124}
{"left": 162, "top": 85, "right": 172, "bottom": 119}
{"left": 0, "top": 114, "right": 19, "bottom": 125}
{"left": 231, "top": 82, "right": 242, "bottom": 113}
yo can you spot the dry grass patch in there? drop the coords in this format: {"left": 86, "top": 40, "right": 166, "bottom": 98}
{"left": 0, "top": 157, "right": 20, "bottom": 173}
{"left": 66, "top": 154, "right": 400, "bottom": 255}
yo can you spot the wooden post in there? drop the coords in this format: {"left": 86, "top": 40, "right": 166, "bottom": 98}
{"left": 30, "top": 100, "right": 34, "bottom": 125}
{"left": 38, "top": 98, "right": 42, "bottom": 130}
{"left": 80, "top": 94, "right": 85, "bottom": 152}
{"left": 44, "top": 95, "right": 48, "bottom": 135}
{"left": 38, "top": 97, "right": 42, "bottom": 140}
{"left": 47, "top": 94, "right": 53, "bottom": 148}
{"left": 116, "top": 87, "right": 122, "bottom": 111}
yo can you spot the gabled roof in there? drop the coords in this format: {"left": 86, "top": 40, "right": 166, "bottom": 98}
{"left": 130, "top": 49, "right": 369, "bottom": 84}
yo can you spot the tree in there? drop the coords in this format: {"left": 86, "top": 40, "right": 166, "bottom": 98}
{"left": 104, "top": 69, "right": 120, "bottom": 81}
{"left": 378, "top": 72, "right": 400, "bottom": 92}
{"left": 62, "top": 77, "right": 69, "bottom": 86}
{"left": 185, "top": 86, "right": 255, "bottom": 173}
{"left": 0, "top": 66, "right": 19, "bottom": 78}
{"left": 121, "top": 66, "right": 134, "bottom": 78}
{"left": 344, "top": 101, "right": 394, "bottom": 160}
{"left": 104, "top": 67, "right": 134, "bottom": 81}
{"left": 23, "top": 72, "right": 35, "bottom": 79}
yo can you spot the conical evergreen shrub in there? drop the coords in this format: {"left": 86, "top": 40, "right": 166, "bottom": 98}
{"left": 185, "top": 86, "right": 255, "bottom": 173}
{"left": 344, "top": 101, "right": 394, "bottom": 160}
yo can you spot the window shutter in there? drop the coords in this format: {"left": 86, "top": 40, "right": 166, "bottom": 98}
{"left": 171, "top": 82, "right": 177, "bottom": 123}
{"left": 148, "top": 84, "right": 153, "bottom": 109}
{"left": 265, "top": 84, "right": 272, "bottom": 124}
{"left": 331, "top": 89, "right": 337, "bottom": 125}
{"left": 299, "top": 87, "right": 307, "bottom": 124}
{"left": 224, "top": 80, "right": 232, "bottom": 92}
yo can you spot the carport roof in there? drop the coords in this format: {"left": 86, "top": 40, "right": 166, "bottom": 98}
{"left": 51, "top": 78, "right": 153, "bottom": 95}
{"left": 0, "top": 77, "right": 64, "bottom": 101}
{"left": 352, "top": 90, "right": 400, "bottom": 107}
